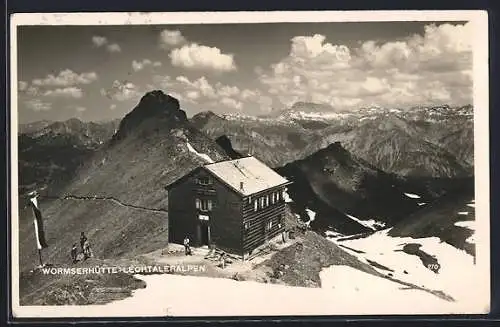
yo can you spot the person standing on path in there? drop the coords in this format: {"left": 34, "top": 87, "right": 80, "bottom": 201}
{"left": 80, "top": 232, "right": 88, "bottom": 253}
{"left": 183, "top": 236, "right": 191, "bottom": 256}
{"left": 70, "top": 243, "right": 78, "bottom": 264}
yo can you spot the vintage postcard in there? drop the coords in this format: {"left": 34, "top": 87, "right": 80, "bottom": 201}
{"left": 10, "top": 10, "right": 490, "bottom": 318}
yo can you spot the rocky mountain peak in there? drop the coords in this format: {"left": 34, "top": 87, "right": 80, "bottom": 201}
{"left": 112, "top": 90, "right": 187, "bottom": 141}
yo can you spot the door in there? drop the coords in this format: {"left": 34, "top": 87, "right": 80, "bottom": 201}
{"left": 197, "top": 222, "right": 210, "bottom": 246}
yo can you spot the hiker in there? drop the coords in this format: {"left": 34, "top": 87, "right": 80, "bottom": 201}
{"left": 219, "top": 251, "right": 227, "bottom": 269}
{"left": 183, "top": 236, "right": 191, "bottom": 256}
{"left": 80, "top": 232, "right": 88, "bottom": 253}
{"left": 70, "top": 243, "right": 78, "bottom": 264}
{"left": 83, "top": 240, "right": 92, "bottom": 259}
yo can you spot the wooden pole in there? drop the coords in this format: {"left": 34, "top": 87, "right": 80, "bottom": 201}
{"left": 38, "top": 249, "right": 43, "bottom": 267}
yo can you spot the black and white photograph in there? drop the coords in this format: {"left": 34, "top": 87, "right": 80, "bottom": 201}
{"left": 10, "top": 11, "right": 490, "bottom": 317}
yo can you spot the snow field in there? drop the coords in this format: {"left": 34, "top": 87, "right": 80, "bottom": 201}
{"left": 186, "top": 142, "right": 214, "bottom": 163}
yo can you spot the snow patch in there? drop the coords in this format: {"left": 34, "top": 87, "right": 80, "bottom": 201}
{"left": 325, "top": 230, "right": 343, "bottom": 239}
{"left": 404, "top": 193, "right": 421, "bottom": 199}
{"left": 467, "top": 203, "right": 475, "bottom": 208}
{"left": 345, "top": 213, "right": 385, "bottom": 231}
{"left": 454, "top": 220, "right": 475, "bottom": 230}
{"left": 96, "top": 267, "right": 465, "bottom": 316}
{"left": 331, "top": 229, "right": 478, "bottom": 305}
{"left": 454, "top": 220, "right": 476, "bottom": 245}
{"left": 186, "top": 142, "right": 214, "bottom": 163}
{"left": 283, "top": 190, "right": 293, "bottom": 203}
{"left": 458, "top": 211, "right": 469, "bottom": 215}
{"left": 418, "top": 203, "right": 426, "bottom": 206}
{"left": 305, "top": 208, "right": 316, "bottom": 225}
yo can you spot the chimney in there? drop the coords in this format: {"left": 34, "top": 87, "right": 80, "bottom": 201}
{"left": 240, "top": 181, "right": 244, "bottom": 191}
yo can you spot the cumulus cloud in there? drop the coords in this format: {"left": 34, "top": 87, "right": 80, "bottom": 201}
{"left": 175, "top": 75, "right": 217, "bottom": 98}
{"left": 18, "top": 81, "right": 28, "bottom": 91}
{"left": 107, "top": 43, "right": 121, "bottom": 53}
{"left": 92, "top": 36, "right": 121, "bottom": 52}
{"left": 101, "top": 80, "right": 140, "bottom": 101}
{"left": 132, "top": 59, "right": 162, "bottom": 72}
{"left": 110, "top": 104, "right": 117, "bottom": 110}
{"left": 18, "top": 81, "right": 40, "bottom": 96}
{"left": 152, "top": 74, "right": 263, "bottom": 112}
{"left": 169, "top": 43, "right": 236, "bottom": 72}
{"left": 43, "top": 87, "right": 83, "bottom": 98}
{"left": 32, "top": 69, "right": 98, "bottom": 87}
{"left": 159, "top": 29, "right": 187, "bottom": 48}
{"left": 217, "top": 84, "right": 240, "bottom": 98}
{"left": 92, "top": 36, "right": 108, "bottom": 47}
{"left": 24, "top": 99, "right": 52, "bottom": 112}
{"left": 75, "top": 106, "right": 87, "bottom": 112}
{"left": 220, "top": 97, "right": 243, "bottom": 110}
{"left": 258, "top": 22, "right": 472, "bottom": 110}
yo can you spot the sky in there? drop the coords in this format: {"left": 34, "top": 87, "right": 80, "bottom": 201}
{"left": 16, "top": 20, "right": 472, "bottom": 123}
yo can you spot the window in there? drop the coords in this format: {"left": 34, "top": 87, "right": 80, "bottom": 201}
{"left": 196, "top": 198, "right": 212, "bottom": 212}
{"left": 259, "top": 197, "right": 265, "bottom": 209}
{"left": 266, "top": 220, "right": 273, "bottom": 230}
{"left": 265, "top": 195, "right": 269, "bottom": 207}
{"left": 271, "top": 192, "right": 276, "bottom": 204}
{"left": 248, "top": 196, "right": 252, "bottom": 204}
{"left": 254, "top": 200, "right": 258, "bottom": 212}
{"left": 244, "top": 222, "right": 250, "bottom": 230}
{"left": 197, "top": 176, "right": 211, "bottom": 185}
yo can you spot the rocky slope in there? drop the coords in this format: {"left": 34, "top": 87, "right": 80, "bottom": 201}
{"left": 190, "top": 111, "right": 320, "bottom": 167}
{"left": 310, "top": 114, "right": 471, "bottom": 178}
{"left": 276, "top": 142, "right": 425, "bottom": 235}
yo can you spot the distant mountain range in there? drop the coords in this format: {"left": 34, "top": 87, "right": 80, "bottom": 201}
{"left": 191, "top": 102, "right": 474, "bottom": 178}
{"left": 18, "top": 118, "right": 120, "bottom": 194}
